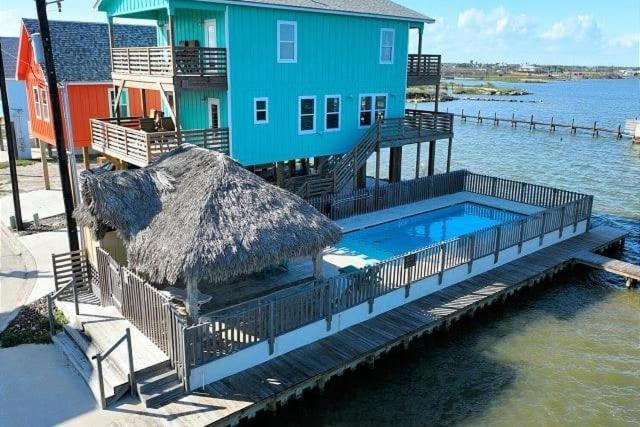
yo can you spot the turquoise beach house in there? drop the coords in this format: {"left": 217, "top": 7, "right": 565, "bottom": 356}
{"left": 93, "top": 0, "right": 453, "bottom": 195}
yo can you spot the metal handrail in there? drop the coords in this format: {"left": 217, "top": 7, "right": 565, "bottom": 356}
{"left": 92, "top": 328, "right": 136, "bottom": 409}
{"left": 47, "top": 279, "right": 78, "bottom": 336}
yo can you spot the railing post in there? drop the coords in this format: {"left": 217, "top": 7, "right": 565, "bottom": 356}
{"left": 125, "top": 328, "right": 136, "bottom": 397}
{"left": 467, "top": 234, "right": 475, "bottom": 273}
{"left": 573, "top": 202, "right": 579, "bottom": 232}
{"left": 518, "top": 219, "right": 525, "bottom": 253}
{"left": 494, "top": 226, "right": 501, "bottom": 264}
{"left": 324, "top": 282, "right": 332, "bottom": 331}
{"left": 94, "top": 353, "right": 107, "bottom": 409}
{"left": 438, "top": 243, "right": 447, "bottom": 285}
{"left": 539, "top": 212, "right": 547, "bottom": 246}
{"left": 47, "top": 294, "right": 55, "bottom": 336}
{"left": 268, "top": 301, "right": 275, "bottom": 355}
{"left": 559, "top": 206, "right": 566, "bottom": 238}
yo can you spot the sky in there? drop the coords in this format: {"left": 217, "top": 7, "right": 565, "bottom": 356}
{"left": 0, "top": 0, "right": 638, "bottom": 66}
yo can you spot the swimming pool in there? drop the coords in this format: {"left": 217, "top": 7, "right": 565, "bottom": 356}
{"left": 335, "top": 202, "right": 523, "bottom": 263}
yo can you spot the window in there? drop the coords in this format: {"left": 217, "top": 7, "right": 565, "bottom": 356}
{"left": 277, "top": 21, "right": 297, "bottom": 63}
{"left": 299, "top": 96, "right": 315, "bottom": 134}
{"left": 379, "top": 28, "right": 395, "bottom": 64}
{"left": 109, "top": 88, "right": 129, "bottom": 118}
{"left": 32, "top": 87, "right": 41, "bottom": 119}
{"left": 325, "top": 95, "right": 340, "bottom": 131}
{"left": 40, "top": 88, "right": 50, "bottom": 122}
{"left": 254, "top": 97, "right": 268, "bottom": 124}
{"left": 359, "top": 94, "right": 387, "bottom": 127}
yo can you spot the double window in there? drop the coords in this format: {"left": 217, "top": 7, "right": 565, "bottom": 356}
{"left": 32, "top": 87, "right": 42, "bottom": 119}
{"left": 379, "top": 28, "right": 395, "bottom": 64}
{"left": 299, "top": 96, "right": 315, "bottom": 134}
{"left": 40, "top": 89, "right": 50, "bottom": 121}
{"left": 359, "top": 94, "right": 387, "bottom": 127}
{"left": 109, "top": 88, "right": 129, "bottom": 118}
{"left": 254, "top": 97, "right": 268, "bottom": 124}
{"left": 277, "top": 21, "right": 297, "bottom": 63}
{"left": 325, "top": 95, "right": 340, "bottom": 131}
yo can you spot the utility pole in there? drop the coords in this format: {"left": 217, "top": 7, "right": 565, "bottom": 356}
{"left": 0, "top": 43, "right": 24, "bottom": 230}
{"left": 35, "top": 0, "right": 79, "bottom": 251}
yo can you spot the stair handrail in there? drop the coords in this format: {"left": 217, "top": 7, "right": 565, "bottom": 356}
{"left": 47, "top": 278, "right": 78, "bottom": 336}
{"left": 91, "top": 328, "right": 136, "bottom": 409}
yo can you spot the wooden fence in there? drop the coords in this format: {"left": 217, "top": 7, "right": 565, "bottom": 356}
{"left": 190, "top": 172, "right": 593, "bottom": 365}
{"left": 407, "top": 54, "right": 441, "bottom": 85}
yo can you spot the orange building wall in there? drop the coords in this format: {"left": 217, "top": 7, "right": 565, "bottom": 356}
{"left": 17, "top": 25, "right": 161, "bottom": 148}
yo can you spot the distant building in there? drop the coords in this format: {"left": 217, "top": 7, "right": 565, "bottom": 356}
{"left": 519, "top": 63, "right": 537, "bottom": 73}
{"left": 1, "top": 36, "right": 31, "bottom": 159}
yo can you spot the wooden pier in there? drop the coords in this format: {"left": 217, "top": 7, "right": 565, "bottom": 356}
{"left": 574, "top": 250, "right": 639, "bottom": 288}
{"left": 153, "top": 225, "right": 632, "bottom": 426}
{"left": 453, "top": 110, "right": 635, "bottom": 140}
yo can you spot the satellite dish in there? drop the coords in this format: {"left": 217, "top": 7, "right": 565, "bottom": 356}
{"left": 31, "top": 33, "right": 45, "bottom": 65}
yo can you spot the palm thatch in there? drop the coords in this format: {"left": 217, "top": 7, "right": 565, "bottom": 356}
{"left": 75, "top": 144, "right": 342, "bottom": 289}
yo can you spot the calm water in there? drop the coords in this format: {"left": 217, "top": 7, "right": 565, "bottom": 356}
{"left": 337, "top": 203, "right": 521, "bottom": 263}
{"left": 256, "top": 80, "right": 640, "bottom": 426}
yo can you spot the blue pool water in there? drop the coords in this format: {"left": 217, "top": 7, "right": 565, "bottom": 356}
{"left": 336, "top": 202, "right": 523, "bottom": 263}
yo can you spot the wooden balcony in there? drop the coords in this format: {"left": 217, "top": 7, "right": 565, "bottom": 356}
{"left": 90, "top": 117, "right": 230, "bottom": 167}
{"left": 407, "top": 54, "right": 441, "bottom": 86}
{"left": 111, "top": 47, "right": 228, "bottom": 90}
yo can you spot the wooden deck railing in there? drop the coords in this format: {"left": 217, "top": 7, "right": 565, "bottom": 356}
{"left": 111, "top": 46, "right": 227, "bottom": 78}
{"left": 63, "top": 172, "right": 592, "bottom": 375}
{"left": 191, "top": 172, "right": 593, "bottom": 364}
{"left": 90, "top": 118, "right": 230, "bottom": 167}
{"left": 407, "top": 54, "right": 441, "bottom": 85}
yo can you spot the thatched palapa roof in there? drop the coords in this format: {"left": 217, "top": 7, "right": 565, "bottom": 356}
{"left": 75, "top": 145, "right": 342, "bottom": 288}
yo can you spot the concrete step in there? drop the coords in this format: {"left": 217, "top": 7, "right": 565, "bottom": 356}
{"left": 52, "top": 332, "right": 128, "bottom": 407}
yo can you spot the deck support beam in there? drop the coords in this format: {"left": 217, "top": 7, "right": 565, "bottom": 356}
{"left": 415, "top": 142, "right": 421, "bottom": 179}
{"left": 446, "top": 138, "right": 452, "bottom": 172}
{"left": 185, "top": 277, "right": 199, "bottom": 325}
{"left": 312, "top": 252, "right": 324, "bottom": 280}
{"left": 389, "top": 146, "right": 402, "bottom": 183}
{"left": 356, "top": 164, "right": 367, "bottom": 189}
{"left": 427, "top": 140, "right": 436, "bottom": 176}
{"left": 82, "top": 147, "right": 90, "bottom": 171}
{"left": 39, "top": 140, "right": 50, "bottom": 190}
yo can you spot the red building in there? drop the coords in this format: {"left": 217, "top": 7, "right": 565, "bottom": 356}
{"left": 15, "top": 19, "right": 160, "bottom": 171}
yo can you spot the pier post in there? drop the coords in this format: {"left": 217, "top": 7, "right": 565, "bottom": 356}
{"left": 389, "top": 147, "right": 402, "bottom": 182}
{"left": 427, "top": 141, "right": 436, "bottom": 176}
{"left": 39, "top": 140, "right": 51, "bottom": 190}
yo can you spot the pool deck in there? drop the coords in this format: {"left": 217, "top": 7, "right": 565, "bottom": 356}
{"left": 149, "top": 225, "right": 627, "bottom": 426}
{"left": 201, "top": 191, "right": 545, "bottom": 313}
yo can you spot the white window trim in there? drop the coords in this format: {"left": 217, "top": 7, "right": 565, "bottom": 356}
{"left": 324, "top": 94, "right": 341, "bottom": 132}
{"left": 358, "top": 93, "right": 388, "bottom": 129}
{"left": 108, "top": 88, "right": 129, "bottom": 118}
{"left": 32, "top": 87, "right": 41, "bottom": 120}
{"left": 277, "top": 20, "right": 297, "bottom": 63}
{"left": 203, "top": 19, "right": 217, "bottom": 48}
{"left": 298, "top": 95, "right": 316, "bottom": 135}
{"left": 253, "top": 97, "right": 269, "bottom": 124}
{"left": 40, "top": 88, "right": 50, "bottom": 122}
{"left": 379, "top": 28, "right": 395, "bottom": 65}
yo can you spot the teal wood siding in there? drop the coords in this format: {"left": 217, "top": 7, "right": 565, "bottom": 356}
{"left": 178, "top": 89, "right": 228, "bottom": 130}
{"left": 101, "top": 0, "right": 168, "bottom": 18}
{"left": 226, "top": 5, "right": 409, "bottom": 166}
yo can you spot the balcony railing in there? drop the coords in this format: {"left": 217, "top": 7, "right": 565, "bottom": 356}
{"left": 407, "top": 54, "right": 441, "bottom": 86}
{"left": 90, "top": 117, "right": 230, "bottom": 167}
{"left": 111, "top": 47, "right": 227, "bottom": 82}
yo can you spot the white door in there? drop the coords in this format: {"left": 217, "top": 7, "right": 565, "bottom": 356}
{"left": 208, "top": 98, "right": 220, "bottom": 129}
{"left": 204, "top": 20, "right": 217, "bottom": 48}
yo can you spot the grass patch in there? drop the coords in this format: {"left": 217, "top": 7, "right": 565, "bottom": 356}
{"left": 0, "top": 159, "right": 36, "bottom": 169}
{"left": 0, "top": 297, "right": 68, "bottom": 348}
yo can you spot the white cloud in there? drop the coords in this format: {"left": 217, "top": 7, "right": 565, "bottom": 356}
{"left": 457, "top": 7, "right": 531, "bottom": 36}
{"left": 541, "top": 15, "right": 602, "bottom": 41}
{"left": 606, "top": 32, "right": 640, "bottom": 48}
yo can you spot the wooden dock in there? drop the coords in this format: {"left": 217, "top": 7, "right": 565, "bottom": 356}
{"left": 452, "top": 110, "right": 635, "bottom": 140}
{"left": 574, "top": 250, "right": 639, "bottom": 288}
{"left": 152, "top": 225, "right": 631, "bottom": 426}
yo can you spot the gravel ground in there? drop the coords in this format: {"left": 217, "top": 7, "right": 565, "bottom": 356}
{"left": 0, "top": 158, "right": 91, "bottom": 196}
